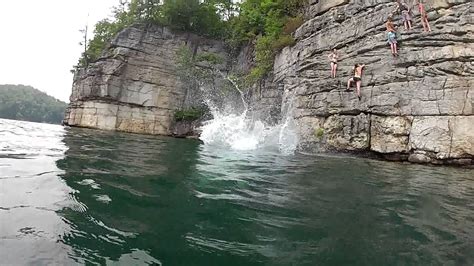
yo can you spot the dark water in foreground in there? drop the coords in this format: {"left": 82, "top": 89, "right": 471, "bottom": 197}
{"left": 1, "top": 119, "right": 473, "bottom": 265}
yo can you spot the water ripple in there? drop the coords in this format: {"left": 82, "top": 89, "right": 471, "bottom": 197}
{"left": 1, "top": 118, "right": 474, "bottom": 265}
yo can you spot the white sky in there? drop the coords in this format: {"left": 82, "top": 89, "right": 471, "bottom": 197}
{"left": 0, "top": 0, "right": 119, "bottom": 102}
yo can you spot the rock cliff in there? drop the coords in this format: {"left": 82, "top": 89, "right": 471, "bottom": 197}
{"left": 258, "top": 0, "right": 473, "bottom": 165}
{"left": 65, "top": 1, "right": 473, "bottom": 165}
{"left": 64, "top": 24, "right": 229, "bottom": 136}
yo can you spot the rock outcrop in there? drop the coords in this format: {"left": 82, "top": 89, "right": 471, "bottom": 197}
{"left": 64, "top": 24, "right": 229, "bottom": 136}
{"left": 263, "top": 0, "right": 473, "bottom": 165}
{"left": 65, "top": 1, "right": 473, "bottom": 166}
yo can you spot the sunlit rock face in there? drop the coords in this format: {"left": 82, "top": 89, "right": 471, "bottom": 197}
{"left": 254, "top": 0, "right": 473, "bottom": 165}
{"left": 65, "top": 1, "right": 473, "bottom": 165}
{"left": 64, "top": 24, "right": 228, "bottom": 136}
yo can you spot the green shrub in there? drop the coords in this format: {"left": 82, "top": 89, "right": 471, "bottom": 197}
{"left": 176, "top": 46, "right": 217, "bottom": 84}
{"left": 174, "top": 108, "right": 205, "bottom": 122}
{"left": 283, "top": 16, "right": 304, "bottom": 35}
{"left": 246, "top": 65, "right": 269, "bottom": 85}
{"left": 195, "top": 52, "right": 224, "bottom": 65}
{"left": 272, "top": 34, "right": 296, "bottom": 52}
{"left": 243, "top": 33, "right": 296, "bottom": 83}
{"left": 75, "top": 0, "right": 308, "bottom": 84}
{"left": 314, "top": 128, "right": 324, "bottom": 139}
{"left": 176, "top": 46, "right": 194, "bottom": 70}
{"left": 75, "top": 0, "right": 233, "bottom": 70}
{"left": 229, "top": 0, "right": 307, "bottom": 83}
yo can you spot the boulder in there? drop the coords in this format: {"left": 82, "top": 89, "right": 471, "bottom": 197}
{"left": 371, "top": 115, "right": 412, "bottom": 153}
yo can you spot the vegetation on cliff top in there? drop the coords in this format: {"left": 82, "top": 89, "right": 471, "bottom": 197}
{"left": 230, "top": 0, "right": 304, "bottom": 83}
{"left": 0, "top": 85, "right": 67, "bottom": 124}
{"left": 76, "top": 0, "right": 306, "bottom": 83}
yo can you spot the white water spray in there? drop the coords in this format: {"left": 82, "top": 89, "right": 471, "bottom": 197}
{"left": 277, "top": 88, "right": 299, "bottom": 154}
{"left": 199, "top": 72, "right": 299, "bottom": 154}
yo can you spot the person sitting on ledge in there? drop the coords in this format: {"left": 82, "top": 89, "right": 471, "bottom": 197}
{"left": 328, "top": 48, "right": 339, "bottom": 78}
{"left": 386, "top": 17, "right": 399, "bottom": 56}
{"left": 346, "top": 64, "right": 366, "bottom": 101}
{"left": 395, "top": 0, "right": 412, "bottom": 31}
{"left": 418, "top": 0, "right": 431, "bottom": 32}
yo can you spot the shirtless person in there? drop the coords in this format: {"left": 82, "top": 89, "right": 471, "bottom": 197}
{"left": 328, "top": 48, "right": 339, "bottom": 78}
{"left": 386, "top": 17, "right": 399, "bottom": 56}
{"left": 418, "top": 0, "right": 431, "bottom": 32}
{"left": 346, "top": 64, "right": 366, "bottom": 100}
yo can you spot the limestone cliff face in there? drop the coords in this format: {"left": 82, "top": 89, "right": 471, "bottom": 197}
{"left": 262, "top": 0, "right": 473, "bottom": 165}
{"left": 64, "top": 24, "right": 228, "bottom": 136}
{"left": 65, "top": 1, "right": 473, "bottom": 165}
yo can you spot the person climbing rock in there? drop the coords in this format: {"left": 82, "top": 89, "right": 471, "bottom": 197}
{"left": 328, "top": 48, "right": 339, "bottom": 78}
{"left": 346, "top": 64, "right": 366, "bottom": 100}
{"left": 386, "top": 17, "right": 399, "bottom": 56}
{"left": 395, "top": 0, "right": 413, "bottom": 31}
{"left": 418, "top": 0, "right": 431, "bottom": 32}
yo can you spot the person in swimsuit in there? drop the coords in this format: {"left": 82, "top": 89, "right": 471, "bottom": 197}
{"left": 328, "top": 48, "right": 339, "bottom": 78}
{"left": 418, "top": 0, "right": 431, "bottom": 32}
{"left": 346, "top": 64, "right": 366, "bottom": 100}
{"left": 396, "top": 0, "right": 412, "bottom": 31}
{"left": 386, "top": 17, "right": 399, "bottom": 56}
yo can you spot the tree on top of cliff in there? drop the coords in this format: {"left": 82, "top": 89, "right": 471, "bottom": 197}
{"left": 228, "top": 0, "right": 306, "bottom": 83}
{"left": 74, "top": 0, "right": 232, "bottom": 70}
{"left": 74, "top": 0, "right": 306, "bottom": 84}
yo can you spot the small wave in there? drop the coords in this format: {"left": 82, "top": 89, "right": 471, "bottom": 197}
{"left": 89, "top": 216, "right": 137, "bottom": 238}
{"left": 101, "top": 181, "right": 160, "bottom": 198}
{"left": 65, "top": 194, "right": 89, "bottom": 213}
{"left": 186, "top": 234, "right": 262, "bottom": 256}
{"left": 0, "top": 154, "right": 33, "bottom": 159}
{"left": 93, "top": 194, "right": 112, "bottom": 204}
{"left": 98, "top": 234, "right": 125, "bottom": 245}
{"left": 77, "top": 179, "right": 101, "bottom": 190}
{"left": 17, "top": 227, "right": 45, "bottom": 238}
{"left": 81, "top": 168, "right": 111, "bottom": 175}
{"left": 0, "top": 205, "right": 30, "bottom": 211}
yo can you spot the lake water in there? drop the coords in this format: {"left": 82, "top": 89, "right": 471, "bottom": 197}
{"left": 1, "top": 118, "right": 473, "bottom": 265}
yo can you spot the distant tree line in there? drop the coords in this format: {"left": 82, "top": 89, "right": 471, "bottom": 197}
{"left": 0, "top": 85, "right": 67, "bottom": 124}
{"left": 75, "top": 0, "right": 307, "bottom": 83}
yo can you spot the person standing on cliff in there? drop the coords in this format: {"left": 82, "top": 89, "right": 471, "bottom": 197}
{"left": 346, "top": 64, "right": 366, "bottom": 100}
{"left": 418, "top": 0, "right": 431, "bottom": 32}
{"left": 386, "top": 17, "right": 399, "bottom": 56}
{"left": 328, "top": 48, "right": 339, "bottom": 78}
{"left": 395, "top": 0, "right": 413, "bottom": 31}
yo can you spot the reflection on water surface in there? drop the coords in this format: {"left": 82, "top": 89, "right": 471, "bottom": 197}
{"left": 1, "top": 119, "right": 473, "bottom": 265}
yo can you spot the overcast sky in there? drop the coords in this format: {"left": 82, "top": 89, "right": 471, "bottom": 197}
{"left": 0, "top": 0, "right": 118, "bottom": 102}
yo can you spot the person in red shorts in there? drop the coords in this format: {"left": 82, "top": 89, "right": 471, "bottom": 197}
{"left": 418, "top": 0, "right": 431, "bottom": 32}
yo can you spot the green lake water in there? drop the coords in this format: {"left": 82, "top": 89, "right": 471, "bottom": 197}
{"left": 1, "top": 118, "right": 473, "bottom": 265}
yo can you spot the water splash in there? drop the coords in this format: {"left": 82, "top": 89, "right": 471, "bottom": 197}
{"left": 224, "top": 75, "right": 248, "bottom": 111}
{"left": 199, "top": 72, "right": 298, "bottom": 155}
{"left": 277, "top": 87, "right": 299, "bottom": 155}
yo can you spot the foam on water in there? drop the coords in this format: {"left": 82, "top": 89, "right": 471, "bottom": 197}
{"left": 199, "top": 75, "right": 298, "bottom": 155}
